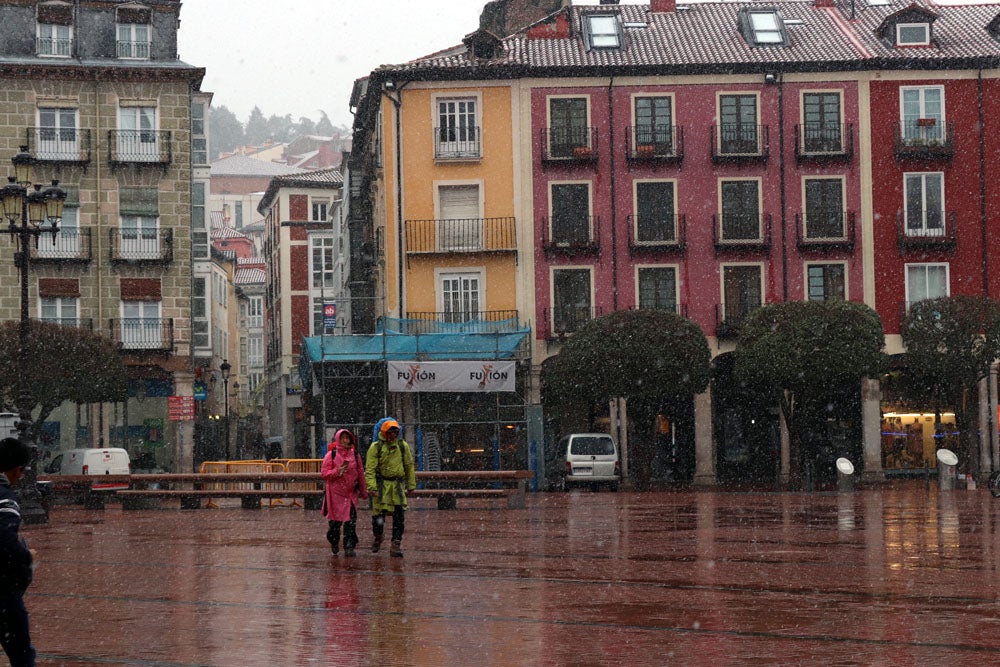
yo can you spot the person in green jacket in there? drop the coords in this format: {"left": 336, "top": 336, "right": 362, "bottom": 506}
{"left": 365, "top": 419, "right": 415, "bottom": 557}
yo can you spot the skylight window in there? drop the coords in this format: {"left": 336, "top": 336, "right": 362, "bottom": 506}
{"left": 750, "top": 11, "right": 784, "bottom": 44}
{"left": 587, "top": 15, "right": 621, "bottom": 48}
{"left": 897, "top": 22, "right": 929, "bottom": 45}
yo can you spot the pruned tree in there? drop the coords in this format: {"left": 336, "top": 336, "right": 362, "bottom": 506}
{"left": 735, "top": 300, "right": 884, "bottom": 487}
{"left": 901, "top": 295, "right": 1000, "bottom": 475}
{"left": 208, "top": 105, "right": 244, "bottom": 159}
{"left": 0, "top": 321, "right": 128, "bottom": 440}
{"left": 244, "top": 106, "right": 268, "bottom": 145}
{"left": 541, "top": 310, "right": 711, "bottom": 488}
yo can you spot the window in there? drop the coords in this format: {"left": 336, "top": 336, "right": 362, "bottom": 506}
{"left": 119, "top": 188, "right": 159, "bottom": 258}
{"left": 548, "top": 98, "right": 589, "bottom": 158}
{"left": 234, "top": 201, "right": 243, "bottom": 228}
{"left": 804, "top": 178, "right": 845, "bottom": 239}
{"left": 248, "top": 335, "right": 264, "bottom": 367}
{"left": 247, "top": 297, "right": 263, "bottom": 328}
{"left": 440, "top": 272, "right": 482, "bottom": 323}
{"left": 904, "top": 172, "right": 944, "bottom": 236}
{"left": 721, "top": 265, "right": 763, "bottom": 325}
{"left": 191, "top": 182, "right": 208, "bottom": 259}
{"left": 900, "top": 86, "right": 943, "bottom": 143}
{"left": 806, "top": 264, "right": 846, "bottom": 302}
{"left": 118, "top": 106, "right": 158, "bottom": 161}
{"left": 747, "top": 10, "right": 785, "bottom": 45}
{"left": 634, "top": 181, "right": 676, "bottom": 243}
{"left": 311, "top": 236, "right": 337, "bottom": 290}
{"left": 36, "top": 185, "right": 79, "bottom": 258}
{"left": 121, "top": 301, "right": 162, "bottom": 350}
{"left": 552, "top": 268, "right": 592, "bottom": 334}
{"left": 637, "top": 267, "right": 677, "bottom": 313}
{"left": 37, "top": 23, "right": 71, "bottom": 57}
{"left": 586, "top": 14, "right": 621, "bottom": 48}
{"left": 634, "top": 96, "right": 674, "bottom": 153}
{"left": 550, "top": 183, "right": 591, "bottom": 246}
{"left": 897, "top": 23, "right": 929, "bottom": 46}
{"left": 192, "top": 277, "right": 209, "bottom": 349}
{"left": 720, "top": 180, "right": 761, "bottom": 241}
{"left": 312, "top": 198, "right": 329, "bottom": 222}
{"left": 37, "top": 108, "right": 79, "bottom": 160}
{"left": 191, "top": 103, "right": 207, "bottom": 164}
{"left": 436, "top": 98, "right": 479, "bottom": 158}
{"left": 39, "top": 297, "right": 78, "bottom": 326}
{"left": 905, "top": 263, "right": 949, "bottom": 307}
{"left": 801, "top": 92, "right": 842, "bottom": 153}
{"left": 719, "top": 94, "right": 759, "bottom": 154}
{"left": 117, "top": 22, "right": 150, "bottom": 59}
{"left": 438, "top": 184, "right": 482, "bottom": 251}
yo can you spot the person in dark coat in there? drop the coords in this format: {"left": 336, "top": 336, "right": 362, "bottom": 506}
{"left": 0, "top": 437, "right": 35, "bottom": 666}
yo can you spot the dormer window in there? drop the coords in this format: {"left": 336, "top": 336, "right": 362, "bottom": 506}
{"left": 36, "top": 1, "right": 73, "bottom": 57}
{"left": 897, "top": 23, "right": 929, "bottom": 46}
{"left": 738, "top": 8, "right": 788, "bottom": 47}
{"left": 586, "top": 14, "right": 621, "bottom": 49}
{"left": 116, "top": 4, "right": 152, "bottom": 59}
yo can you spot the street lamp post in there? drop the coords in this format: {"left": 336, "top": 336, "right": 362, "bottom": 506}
{"left": 0, "top": 146, "right": 67, "bottom": 525}
{"left": 220, "top": 359, "right": 231, "bottom": 460}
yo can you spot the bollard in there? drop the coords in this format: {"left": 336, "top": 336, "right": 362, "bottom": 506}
{"left": 835, "top": 457, "right": 854, "bottom": 492}
{"left": 936, "top": 449, "right": 958, "bottom": 491}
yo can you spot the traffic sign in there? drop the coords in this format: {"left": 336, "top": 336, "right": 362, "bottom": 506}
{"left": 168, "top": 396, "right": 195, "bottom": 421}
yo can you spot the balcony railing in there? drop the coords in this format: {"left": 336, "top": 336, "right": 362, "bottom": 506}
{"left": 36, "top": 37, "right": 72, "bottom": 57}
{"left": 541, "top": 216, "right": 600, "bottom": 254}
{"left": 711, "top": 124, "right": 769, "bottom": 162}
{"left": 404, "top": 217, "right": 515, "bottom": 255}
{"left": 116, "top": 40, "right": 150, "bottom": 59}
{"left": 109, "top": 318, "right": 174, "bottom": 353}
{"left": 29, "top": 229, "right": 92, "bottom": 263}
{"left": 626, "top": 125, "right": 684, "bottom": 162}
{"left": 108, "top": 130, "right": 172, "bottom": 165}
{"left": 26, "top": 127, "right": 91, "bottom": 164}
{"left": 403, "top": 310, "right": 520, "bottom": 334}
{"left": 627, "top": 213, "right": 686, "bottom": 253}
{"left": 893, "top": 120, "right": 954, "bottom": 160}
{"left": 434, "top": 126, "right": 481, "bottom": 160}
{"left": 35, "top": 317, "right": 93, "bottom": 331}
{"left": 633, "top": 303, "right": 688, "bottom": 317}
{"left": 542, "top": 306, "right": 601, "bottom": 340}
{"left": 109, "top": 227, "right": 173, "bottom": 263}
{"left": 795, "top": 212, "right": 856, "bottom": 252}
{"left": 716, "top": 302, "right": 760, "bottom": 339}
{"left": 896, "top": 210, "right": 957, "bottom": 251}
{"left": 541, "top": 126, "right": 598, "bottom": 163}
{"left": 712, "top": 213, "right": 772, "bottom": 253}
{"left": 795, "top": 123, "right": 853, "bottom": 162}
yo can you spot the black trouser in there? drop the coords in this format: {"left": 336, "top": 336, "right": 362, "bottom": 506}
{"left": 0, "top": 594, "right": 35, "bottom": 667}
{"left": 326, "top": 504, "right": 359, "bottom": 551}
{"left": 372, "top": 505, "right": 405, "bottom": 542}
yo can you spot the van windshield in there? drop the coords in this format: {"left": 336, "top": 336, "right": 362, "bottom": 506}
{"left": 570, "top": 437, "right": 615, "bottom": 456}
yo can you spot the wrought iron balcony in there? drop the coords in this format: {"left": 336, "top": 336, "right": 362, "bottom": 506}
{"left": 794, "top": 123, "right": 853, "bottom": 162}
{"left": 116, "top": 40, "right": 150, "bottom": 59}
{"left": 711, "top": 124, "right": 769, "bottom": 163}
{"left": 109, "top": 227, "right": 174, "bottom": 263}
{"left": 403, "top": 310, "right": 520, "bottom": 334}
{"left": 627, "top": 213, "right": 686, "bottom": 254}
{"left": 35, "top": 317, "right": 93, "bottom": 330}
{"left": 36, "top": 37, "right": 72, "bottom": 57}
{"left": 108, "top": 130, "right": 172, "bottom": 165}
{"left": 541, "top": 216, "right": 600, "bottom": 255}
{"left": 26, "top": 127, "right": 91, "bottom": 164}
{"left": 434, "top": 126, "right": 481, "bottom": 160}
{"left": 633, "top": 303, "right": 688, "bottom": 317}
{"left": 109, "top": 318, "right": 174, "bottom": 353}
{"left": 795, "top": 212, "right": 856, "bottom": 252}
{"left": 29, "top": 228, "right": 92, "bottom": 263}
{"left": 893, "top": 120, "right": 954, "bottom": 161}
{"left": 542, "top": 306, "right": 601, "bottom": 340}
{"left": 716, "top": 302, "right": 760, "bottom": 339}
{"left": 626, "top": 125, "right": 684, "bottom": 163}
{"left": 541, "top": 127, "right": 598, "bottom": 163}
{"left": 896, "top": 210, "right": 957, "bottom": 251}
{"left": 404, "top": 217, "right": 516, "bottom": 255}
{"left": 712, "top": 213, "right": 772, "bottom": 253}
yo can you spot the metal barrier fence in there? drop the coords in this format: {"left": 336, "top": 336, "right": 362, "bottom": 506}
{"left": 199, "top": 461, "right": 288, "bottom": 507}
{"left": 273, "top": 459, "right": 323, "bottom": 507}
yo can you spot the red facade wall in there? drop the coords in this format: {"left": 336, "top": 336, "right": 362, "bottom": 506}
{"left": 289, "top": 194, "right": 308, "bottom": 221}
{"left": 290, "top": 294, "right": 311, "bottom": 353}
{"left": 289, "top": 244, "right": 310, "bottom": 291}
{"left": 210, "top": 175, "right": 273, "bottom": 195}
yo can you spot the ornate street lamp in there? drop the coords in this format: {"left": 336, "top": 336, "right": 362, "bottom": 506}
{"left": 220, "top": 359, "right": 231, "bottom": 460}
{"left": 0, "top": 146, "right": 66, "bottom": 525}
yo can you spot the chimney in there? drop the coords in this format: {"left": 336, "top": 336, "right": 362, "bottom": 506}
{"left": 651, "top": 0, "right": 676, "bottom": 12}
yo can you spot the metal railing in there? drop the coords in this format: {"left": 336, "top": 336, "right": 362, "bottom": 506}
{"left": 795, "top": 123, "right": 853, "bottom": 160}
{"left": 403, "top": 311, "right": 520, "bottom": 334}
{"left": 626, "top": 125, "right": 684, "bottom": 162}
{"left": 404, "top": 217, "right": 515, "bottom": 254}
{"left": 896, "top": 210, "right": 957, "bottom": 250}
{"left": 712, "top": 213, "right": 772, "bottom": 252}
{"left": 434, "top": 126, "right": 481, "bottom": 159}
{"left": 26, "top": 127, "right": 91, "bottom": 163}
{"left": 116, "top": 40, "right": 150, "bottom": 59}
{"left": 633, "top": 303, "right": 687, "bottom": 317}
{"left": 627, "top": 213, "right": 685, "bottom": 252}
{"left": 36, "top": 37, "right": 71, "bottom": 57}
{"left": 711, "top": 124, "right": 769, "bottom": 162}
{"left": 541, "top": 126, "right": 598, "bottom": 162}
{"left": 543, "top": 306, "right": 601, "bottom": 339}
{"left": 795, "top": 211, "right": 856, "bottom": 251}
{"left": 716, "top": 302, "right": 760, "bottom": 339}
{"left": 893, "top": 120, "right": 954, "bottom": 160}
{"left": 540, "top": 216, "right": 600, "bottom": 254}
{"left": 108, "top": 129, "right": 172, "bottom": 164}
{"left": 109, "top": 227, "right": 173, "bottom": 263}
{"left": 29, "top": 229, "right": 92, "bottom": 263}
{"left": 109, "top": 318, "right": 174, "bottom": 353}
{"left": 35, "top": 317, "right": 93, "bottom": 330}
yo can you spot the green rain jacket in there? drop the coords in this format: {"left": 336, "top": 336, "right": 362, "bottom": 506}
{"left": 365, "top": 436, "right": 416, "bottom": 513}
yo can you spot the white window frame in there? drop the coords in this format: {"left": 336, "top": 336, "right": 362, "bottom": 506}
{"left": 116, "top": 21, "right": 150, "bottom": 59}
{"left": 749, "top": 10, "right": 784, "bottom": 45}
{"left": 718, "top": 177, "right": 763, "bottom": 242}
{"left": 118, "top": 105, "right": 159, "bottom": 161}
{"left": 720, "top": 262, "right": 765, "bottom": 323}
{"left": 434, "top": 180, "right": 484, "bottom": 252}
{"left": 310, "top": 234, "right": 337, "bottom": 290}
{"left": 119, "top": 214, "right": 159, "bottom": 258}
{"left": 247, "top": 296, "right": 263, "bottom": 328}
{"left": 37, "top": 22, "right": 71, "bottom": 57}
{"left": 550, "top": 266, "right": 595, "bottom": 335}
{"left": 716, "top": 92, "right": 761, "bottom": 155}
{"left": 897, "top": 23, "right": 929, "bottom": 46}
{"left": 120, "top": 300, "right": 162, "bottom": 350}
{"left": 248, "top": 335, "right": 264, "bottom": 367}
{"left": 548, "top": 180, "right": 593, "bottom": 247}
{"left": 433, "top": 93, "right": 481, "bottom": 159}
{"left": 905, "top": 263, "right": 949, "bottom": 308}
{"left": 900, "top": 85, "right": 944, "bottom": 142}
{"left": 631, "top": 93, "right": 676, "bottom": 155}
{"left": 799, "top": 89, "right": 844, "bottom": 154}
{"left": 802, "top": 176, "right": 846, "bottom": 240}
{"left": 39, "top": 296, "right": 79, "bottom": 327}
{"left": 546, "top": 95, "right": 592, "bottom": 157}
{"left": 192, "top": 276, "right": 210, "bottom": 351}
{"left": 435, "top": 267, "right": 485, "bottom": 323}
{"left": 36, "top": 202, "right": 79, "bottom": 259}
{"left": 311, "top": 198, "right": 329, "bottom": 222}
{"left": 635, "top": 264, "right": 680, "bottom": 313}
{"left": 36, "top": 107, "right": 79, "bottom": 160}
{"left": 804, "top": 261, "right": 848, "bottom": 302}
{"left": 903, "top": 172, "right": 945, "bottom": 237}
{"left": 587, "top": 14, "right": 621, "bottom": 48}
{"left": 633, "top": 179, "right": 678, "bottom": 244}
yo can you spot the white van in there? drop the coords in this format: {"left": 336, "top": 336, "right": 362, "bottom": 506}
{"left": 561, "top": 433, "right": 620, "bottom": 491}
{"left": 55, "top": 448, "right": 131, "bottom": 489}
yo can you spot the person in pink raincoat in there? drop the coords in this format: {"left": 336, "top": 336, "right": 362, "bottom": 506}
{"left": 321, "top": 429, "right": 368, "bottom": 557}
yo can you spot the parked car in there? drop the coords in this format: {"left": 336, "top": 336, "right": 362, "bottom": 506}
{"left": 560, "top": 433, "right": 620, "bottom": 491}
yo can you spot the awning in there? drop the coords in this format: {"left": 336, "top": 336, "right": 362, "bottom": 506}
{"left": 302, "top": 330, "right": 529, "bottom": 363}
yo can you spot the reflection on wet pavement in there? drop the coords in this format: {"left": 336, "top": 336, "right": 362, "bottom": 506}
{"left": 21, "top": 485, "right": 1000, "bottom": 665}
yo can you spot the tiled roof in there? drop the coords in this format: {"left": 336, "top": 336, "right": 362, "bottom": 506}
{"left": 237, "top": 256, "right": 265, "bottom": 266}
{"left": 209, "top": 211, "right": 224, "bottom": 228}
{"left": 212, "top": 225, "right": 249, "bottom": 241}
{"left": 211, "top": 154, "right": 309, "bottom": 177}
{"left": 258, "top": 167, "right": 344, "bottom": 212}
{"left": 235, "top": 267, "right": 267, "bottom": 285}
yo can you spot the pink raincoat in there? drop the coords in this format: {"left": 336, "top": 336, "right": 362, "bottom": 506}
{"left": 320, "top": 429, "right": 368, "bottom": 522}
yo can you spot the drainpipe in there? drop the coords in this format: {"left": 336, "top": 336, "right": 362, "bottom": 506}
{"left": 777, "top": 73, "right": 787, "bottom": 301}
{"left": 94, "top": 72, "right": 104, "bottom": 446}
{"left": 382, "top": 82, "right": 408, "bottom": 318}
{"left": 979, "top": 70, "right": 988, "bottom": 297}
{"left": 607, "top": 76, "right": 618, "bottom": 311}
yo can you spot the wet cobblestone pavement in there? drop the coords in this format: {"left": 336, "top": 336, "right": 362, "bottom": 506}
{"left": 17, "top": 485, "right": 1000, "bottom": 666}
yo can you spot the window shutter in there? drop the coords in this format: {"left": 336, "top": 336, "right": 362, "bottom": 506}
{"left": 61, "top": 185, "right": 79, "bottom": 208}
{"left": 38, "top": 3, "right": 73, "bottom": 25}
{"left": 117, "top": 7, "right": 151, "bottom": 23}
{"left": 120, "top": 278, "right": 161, "bottom": 301}
{"left": 119, "top": 188, "right": 159, "bottom": 216}
{"left": 38, "top": 278, "right": 79, "bottom": 298}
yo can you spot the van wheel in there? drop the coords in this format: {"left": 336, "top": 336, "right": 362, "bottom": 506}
{"left": 608, "top": 482, "right": 620, "bottom": 492}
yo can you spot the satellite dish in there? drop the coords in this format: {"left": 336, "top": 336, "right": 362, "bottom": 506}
{"left": 835, "top": 457, "right": 854, "bottom": 475}
{"left": 936, "top": 449, "right": 958, "bottom": 466}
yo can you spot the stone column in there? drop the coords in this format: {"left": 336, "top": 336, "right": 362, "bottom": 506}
{"left": 693, "top": 390, "right": 715, "bottom": 486}
{"left": 979, "top": 374, "right": 994, "bottom": 476}
{"left": 861, "top": 377, "right": 884, "bottom": 483}
{"left": 173, "top": 371, "right": 195, "bottom": 472}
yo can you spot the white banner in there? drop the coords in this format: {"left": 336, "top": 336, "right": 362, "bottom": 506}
{"left": 387, "top": 361, "right": 516, "bottom": 393}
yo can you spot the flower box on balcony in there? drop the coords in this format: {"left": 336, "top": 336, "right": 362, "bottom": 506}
{"left": 916, "top": 118, "right": 937, "bottom": 127}
{"left": 573, "top": 146, "right": 593, "bottom": 159}
{"left": 635, "top": 144, "right": 656, "bottom": 158}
